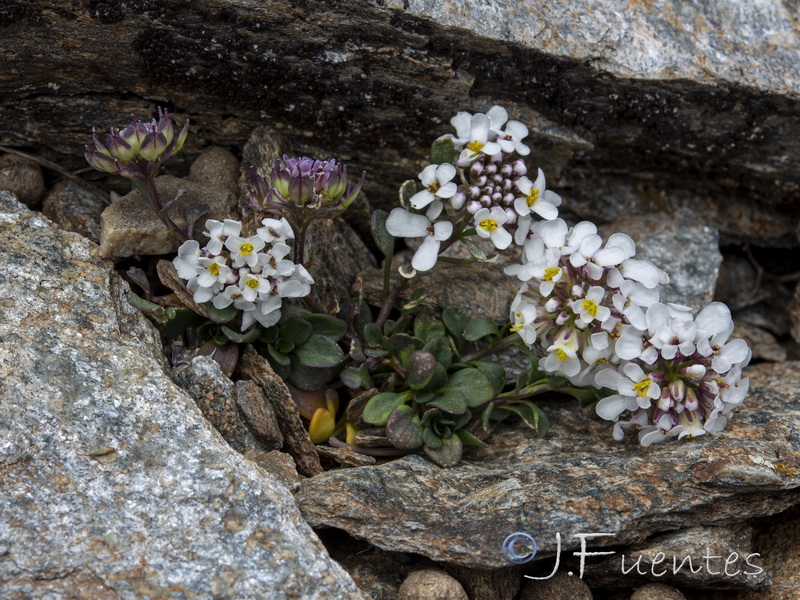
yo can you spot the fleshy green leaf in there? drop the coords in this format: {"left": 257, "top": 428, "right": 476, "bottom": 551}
{"left": 388, "top": 333, "right": 414, "bottom": 356}
{"left": 128, "top": 291, "right": 161, "bottom": 311}
{"left": 258, "top": 325, "right": 279, "bottom": 344}
{"left": 445, "top": 368, "right": 495, "bottom": 408}
{"left": 281, "top": 318, "right": 313, "bottom": 345}
{"left": 363, "top": 392, "right": 410, "bottom": 426}
{"left": 294, "top": 334, "right": 344, "bottom": 368}
{"left": 364, "top": 322, "right": 383, "bottom": 347}
{"left": 504, "top": 402, "right": 550, "bottom": 436}
{"left": 429, "top": 390, "right": 467, "bottom": 415}
{"left": 355, "top": 300, "right": 374, "bottom": 339}
{"left": 423, "top": 335, "right": 452, "bottom": 370}
{"left": 399, "top": 180, "right": 417, "bottom": 209}
{"left": 414, "top": 390, "right": 436, "bottom": 404}
{"left": 457, "top": 428, "right": 488, "bottom": 448}
{"left": 266, "top": 343, "right": 291, "bottom": 367}
{"left": 464, "top": 318, "right": 499, "bottom": 342}
{"left": 401, "top": 288, "right": 428, "bottom": 314}
{"left": 462, "top": 238, "right": 488, "bottom": 261}
{"left": 386, "top": 405, "right": 423, "bottom": 449}
{"left": 288, "top": 359, "right": 333, "bottom": 391}
{"left": 470, "top": 361, "right": 507, "bottom": 394}
{"left": 340, "top": 364, "right": 373, "bottom": 390}
{"left": 425, "top": 363, "right": 449, "bottom": 391}
{"left": 481, "top": 401, "right": 495, "bottom": 432}
{"left": 424, "top": 433, "right": 463, "bottom": 467}
{"left": 163, "top": 307, "right": 202, "bottom": 338}
{"left": 431, "top": 136, "right": 455, "bottom": 165}
{"left": 302, "top": 314, "right": 347, "bottom": 342}
{"left": 442, "top": 306, "right": 469, "bottom": 341}
{"left": 221, "top": 326, "right": 260, "bottom": 344}
{"left": 205, "top": 302, "right": 239, "bottom": 324}
{"left": 422, "top": 425, "right": 443, "bottom": 450}
{"left": 413, "top": 312, "right": 446, "bottom": 344}
{"left": 405, "top": 350, "right": 437, "bottom": 390}
{"left": 371, "top": 209, "right": 394, "bottom": 258}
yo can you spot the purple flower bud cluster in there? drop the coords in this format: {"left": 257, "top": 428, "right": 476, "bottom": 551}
{"left": 84, "top": 108, "right": 189, "bottom": 180}
{"left": 247, "top": 155, "right": 365, "bottom": 228}
{"left": 463, "top": 156, "right": 528, "bottom": 225}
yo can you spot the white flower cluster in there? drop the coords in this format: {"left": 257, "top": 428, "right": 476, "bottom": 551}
{"left": 386, "top": 105, "right": 562, "bottom": 274}
{"left": 506, "top": 218, "right": 751, "bottom": 445}
{"left": 173, "top": 218, "right": 313, "bottom": 330}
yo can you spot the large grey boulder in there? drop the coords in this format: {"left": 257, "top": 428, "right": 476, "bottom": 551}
{"left": 0, "top": 192, "right": 363, "bottom": 599}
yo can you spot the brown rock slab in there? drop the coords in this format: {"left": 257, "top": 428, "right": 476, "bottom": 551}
{"left": 630, "top": 583, "right": 686, "bottom": 600}
{"left": 41, "top": 181, "right": 105, "bottom": 242}
{"left": 296, "top": 362, "right": 800, "bottom": 568}
{"left": 244, "top": 449, "right": 303, "bottom": 492}
{"left": 188, "top": 145, "right": 241, "bottom": 193}
{"left": 238, "top": 346, "right": 323, "bottom": 476}
{"left": 236, "top": 379, "right": 284, "bottom": 450}
{"left": 733, "top": 321, "right": 787, "bottom": 363}
{"left": 98, "top": 174, "right": 238, "bottom": 259}
{"left": 156, "top": 258, "right": 210, "bottom": 318}
{"left": 317, "top": 445, "right": 377, "bottom": 468}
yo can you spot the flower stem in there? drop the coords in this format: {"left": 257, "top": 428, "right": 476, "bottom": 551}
{"left": 137, "top": 178, "right": 188, "bottom": 242}
{"left": 461, "top": 333, "right": 520, "bottom": 363}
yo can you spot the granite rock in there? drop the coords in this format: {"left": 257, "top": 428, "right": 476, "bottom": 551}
{"left": 600, "top": 211, "right": 722, "bottom": 310}
{"left": 243, "top": 449, "right": 303, "bottom": 492}
{"left": 519, "top": 571, "right": 592, "bottom": 600}
{"left": 629, "top": 583, "right": 686, "bottom": 600}
{"left": 41, "top": 181, "right": 105, "bottom": 242}
{"left": 296, "top": 362, "right": 800, "bottom": 568}
{"left": 790, "top": 281, "right": 800, "bottom": 345}
{"left": 0, "top": 191, "right": 363, "bottom": 599}
{"left": 397, "top": 569, "right": 468, "bottom": 600}
{"left": 236, "top": 379, "right": 285, "bottom": 450}
{"left": 172, "top": 355, "right": 260, "bottom": 454}
{"left": 0, "top": 154, "right": 46, "bottom": 208}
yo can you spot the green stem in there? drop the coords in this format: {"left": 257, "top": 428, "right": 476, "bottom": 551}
{"left": 137, "top": 178, "right": 188, "bottom": 242}
{"left": 382, "top": 252, "right": 392, "bottom": 303}
{"left": 461, "top": 333, "right": 520, "bottom": 363}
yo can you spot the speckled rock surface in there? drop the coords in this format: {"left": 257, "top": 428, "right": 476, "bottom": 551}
{"left": 296, "top": 362, "right": 800, "bottom": 568}
{"left": 600, "top": 211, "right": 722, "bottom": 310}
{"left": 172, "top": 355, "right": 260, "bottom": 454}
{"left": 2, "top": 1, "right": 799, "bottom": 248}
{"left": 0, "top": 192, "right": 364, "bottom": 599}
{"left": 519, "top": 571, "right": 592, "bottom": 600}
{"left": 396, "top": 569, "right": 468, "bottom": 600}
{"left": 42, "top": 181, "right": 105, "bottom": 243}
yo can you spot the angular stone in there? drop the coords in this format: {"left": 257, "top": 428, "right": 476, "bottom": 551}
{"left": 296, "top": 362, "right": 800, "bottom": 568}
{"left": 0, "top": 153, "right": 45, "bottom": 208}
{"left": 714, "top": 255, "right": 766, "bottom": 312}
{"left": 172, "top": 356, "right": 259, "bottom": 454}
{"left": 739, "top": 504, "right": 800, "bottom": 600}
{"left": 0, "top": 192, "right": 363, "bottom": 599}
{"left": 317, "top": 445, "right": 377, "bottom": 468}
{"left": 585, "top": 524, "right": 770, "bottom": 591}
{"left": 236, "top": 379, "right": 284, "bottom": 450}
{"left": 600, "top": 211, "right": 722, "bottom": 310}
{"left": 733, "top": 321, "right": 787, "bottom": 363}
{"left": 41, "top": 181, "right": 105, "bottom": 242}
{"left": 237, "top": 125, "right": 284, "bottom": 232}
{"left": 156, "top": 258, "right": 210, "bottom": 318}
{"left": 735, "top": 282, "right": 794, "bottom": 337}
{"left": 237, "top": 346, "right": 323, "bottom": 477}
{"left": 98, "top": 174, "right": 238, "bottom": 259}
{"left": 188, "top": 145, "right": 241, "bottom": 193}
{"left": 244, "top": 449, "right": 303, "bottom": 492}
{"left": 306, "top": 217, "right": 377, "bottom": 315}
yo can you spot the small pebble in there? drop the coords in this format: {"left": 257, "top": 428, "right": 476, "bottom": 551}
{"left": 0, "top": 154, "right": 46, "bottom": 208}
{"left": 630, "top": 583, "right": 686, "bottom": 600}
{"left": 520, "top": 571, "right": 592, "bottom": 600}
{"left": 397, "top": 569, "right": 468, "bottom": 600}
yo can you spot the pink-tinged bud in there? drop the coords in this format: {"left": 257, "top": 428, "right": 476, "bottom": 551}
{"left": 682, "top": 364, "right": 706, "bottom": 380}
{"left": 289, "top": 174, "right": 314, "bottom": 205}
{"left": 556, "top": 311, "right": 570, "bottom": 325}
{"left": 174, "top": 119, "right": 189, "bottom": 153}
{"left": 491, "top": 192, "right": 503, "bottom": 203}
{"left": 544, "top": 297, "right": 563, "bottom": 313}
{"left": 479, "top": 195, "right": 492, "bottom": 206}
{"left": 485, "top": 163, "right": 497, "bottom": 175}
{"left": 493, "top": 174, "right": 503, "bottom": 184}
{"left": 505, "top": 208, "right": 517, "bottom": 224}
{"left": 669, "top": 379, "right": 686, "bottom": 402}
{"left": 648, "top": 371, "right": 665, "bottom": 383}
{"left": 85, "top": 147, "right": 119, "bottom": 174}
{"left": 469, "top": 162, "right": 484, "bottom": 178}
{"left": 468, "top": 185, "right": 480, "bottom": 199}
{"left": 571, "top": 285, "right": 584, "bottom": 298}
{"left": 121, "top": 122, "right": 147, "bottom": 154}
{"left": 156, "top": 107, "right": 175, "bottom": 145}
{"left": 657, "top": 388, "right": 672, "bottom": 411}
{"left": 106, "top": 134, "right": 135, "bottom": 162}
{"left": 466, "top": 200, "right": 481, "bottom": 214}
{"left": 503, "top": 192, "right": 515, "bottom": 205}
{"left": 91, "top": 130, "right": 112, "bottom": 157}
{"left": 512, "top": 160, "right": 527, "bottom": 177}
{"left": 139, "top": 131, "right": 167, "bottom": 162}
{"left": 684, "top": 388, "right": 699, "bottom": 411}
{"left": 339, "top": 170, "right": 366, "bottom": 213}
{"left": 475, "top": 175, "right": 488, "bottom": 187}
{"left": 500, "top": 164, "right": 513, "bottom": 177}
{"left": 450, "top": 191, "right": 466, "bottom": 210}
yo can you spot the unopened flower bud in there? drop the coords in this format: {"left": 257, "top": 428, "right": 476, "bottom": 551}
{"left": 491, "top": 191, "right": 503, "bottom": 203}
{"left": 544, "top": 297, "right": 563, "bottom": 313}
{"left": 669, "top": 379, "right": 686, "bottom": 402}
{"left": 485, "top": 163, "right": 497, "bottom": 175}
{"left": 470, "top": 162, "right": 484, "bottom": 178}
{"left": 684, "top": 388, "right": 699, "bottom": 411}
{"left": 450, "top": 191, "right": 466, "bottom": 210}
{"left": 475, "top": 175, "right": 488, "bottom": 187}
{"left": 657, "top": 388, "right": 673, "bottom": 411}
{"left": 505, "top": 208, "right": 517, "bottom": 224}
{"left": 500, "top": 163, "right": 513, "bottom": 177}
{"left": 682, "top": 364, "right": 706, "bottom": 379}
{"left": 503, "top": 192, "right": 515, "bottom": 205}
{"left": 556, "top": 311, "right": 570, "bottom": 325}
{"left": 479, "top": 194, "right": 492, "bottom": 206}
{"left": 467, "top": 200, "right": 482, "bottom": 214}
{"left": 512, "top": 159, "right": 527, "bottom": 177}
{"left": 571, "top": 285, "right": 584, "bottom": 298}
{"left": 493, "top": 174, "right": 503, "bottom": 184}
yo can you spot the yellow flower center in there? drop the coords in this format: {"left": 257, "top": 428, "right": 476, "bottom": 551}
{"left": 480, "top": 218, "right": 498, "bottom": 231}
{"left": 544, "top": 267, "right": 560, "bottom": 281}
{"left": 466, "top": 140, "right": 484, "bottom": 155}
{"left": 582, "top": 299, "right": 598, "bottom": 317}
{"left": 246, "top": 277, "right": 259, "bottom": 289}
{"left": 240, "top": 242, "right": 254, "bottom": 255}
{"left": 633, "top": 379, "right": 651, "bottom": 398}
{"left": 208, "top": 263, "right": 220, "bottom": 276}
{"left": 554, "top": 348, "right": 568, "bottom": 362}
{"left": 526, "top": 189, "right": 539, "bottom": 207}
